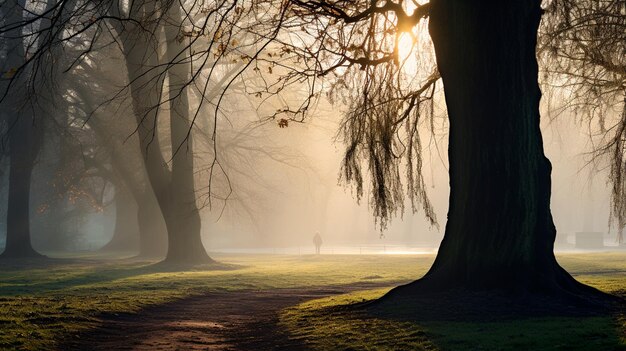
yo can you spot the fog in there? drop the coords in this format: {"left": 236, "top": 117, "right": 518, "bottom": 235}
{"left": 200, "top": 100, "right": 620, "bottom": 254}
{"left": 0, "top": 0, "right": 621, "bottom": 259}
{"left": 1, "top": 2, "right": 624, "bottom": 349}
{"left": 0, "top": 90, "right": 619, "bottom": 256}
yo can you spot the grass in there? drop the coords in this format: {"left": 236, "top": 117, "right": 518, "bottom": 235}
{"left": 279, "top": 252, "right": 626, "bottom": 351}
{"left": 0, "top": 253, "right": 425, "bottom": 350}
{"left": 0, "top": 252, "right": 623, "bottom": 350}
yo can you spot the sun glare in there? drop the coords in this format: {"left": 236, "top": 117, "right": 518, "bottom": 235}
{"left": 397, "top": 31, "right": 418, "bottom": 75}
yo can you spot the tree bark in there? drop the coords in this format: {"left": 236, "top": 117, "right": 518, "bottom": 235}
{"left": 387, "top": 0, "right": 601, "bottom": 299}
{"left": 2, "top": 118, "right": 43, "bottom": 259}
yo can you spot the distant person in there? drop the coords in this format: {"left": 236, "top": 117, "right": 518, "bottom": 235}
{"left": 313, "top": 232, "right": 323, "bottom": 254}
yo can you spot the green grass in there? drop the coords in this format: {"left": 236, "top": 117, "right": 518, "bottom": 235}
{"left": 0, "top": 253, "right": 426, "bottom": 350}
{"left": 0, "top": 252, "right": 624, "bottom": 350}
{"left": 279, "top": 252, "right": 626, "bottom": 351}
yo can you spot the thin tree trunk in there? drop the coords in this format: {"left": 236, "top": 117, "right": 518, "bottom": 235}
{"left": 386, "top": 0, "right": 601, "bottom": 299}
{"left": 100, "top": 184, "right": 140, "bottom": 253}
{"left": 123, "top": 35, "right": 179, "bottom": 261}
{"left": 2, "top": 119, "right": 43, "bottom": 258}
{"left": 160, "top": 1, "right": 211, "bottom": 264}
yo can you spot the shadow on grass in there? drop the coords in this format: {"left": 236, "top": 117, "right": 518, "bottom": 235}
{"left": 281, "top": 288, "right": 625, "bottom": 351}
{"left": 0, "top": 257, "right": 245, "bottom": 296}
{"left": 366, "top": 299, "right": 625, "bottom": 350}
{"left": 418, "top": 314, "right": 623, "bottom": 351}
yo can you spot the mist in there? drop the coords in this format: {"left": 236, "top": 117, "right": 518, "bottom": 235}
{"left": 0, "top": 92, "right": 619, "bottom": 255}
{"left": 1, "top": 0, "right": 624, "bottom": 349}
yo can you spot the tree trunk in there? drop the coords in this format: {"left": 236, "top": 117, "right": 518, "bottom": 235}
{"left": 118, "top": 0, "right": 211, "bottom": 265}
{"left": 100, "top": 184, "right": 140, "bottom": 253}
{"left": 123, "top": 40, "right": 184, "bottom": 262}
{"left": 160, "top": 2, "right": 211, "bottom": 264}
{"left": 0, "top": 0, "right": 45, "bottom": 259}
{"left": 101, "top": 186, "right": 169, "bottom": 258}
{"left": 136, "top": 193, "right": 168, "bottom": 258}
{"left": 83, "top": 105, "right": 168, "bottom": 259}
{"left": 387, "top": 0, "right": 601, "bottom": 299}
{"left": 2, "top": 117, "right": 44, "bottom": 259}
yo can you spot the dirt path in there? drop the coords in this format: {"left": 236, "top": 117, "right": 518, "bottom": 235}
{"left": 62, "top": 282, "right": 400, "bottom": 350}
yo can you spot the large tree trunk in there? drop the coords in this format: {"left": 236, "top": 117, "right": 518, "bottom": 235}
{"left": 386, "top": 0, "right": 601, "bottom": 300}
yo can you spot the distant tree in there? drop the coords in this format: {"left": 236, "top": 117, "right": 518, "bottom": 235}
{"left": 69, "top": 59, "right": 169, "bottom": 258}
{"left": 0, "top": 0, "right": 165, "bottom": 258}
{"left": 0, "top": 0, "right": 61, "bottom": 259}
{"left": 32, "top": 113, "right": 111, "bottom": 252}
{"left": 104, "top": 0, "right": 239, "bottom": 263}
{"left": 102, "top": 0, "right": 305, "bottom": 264}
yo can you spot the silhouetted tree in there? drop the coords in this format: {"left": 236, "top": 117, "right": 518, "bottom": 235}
{"left": 253, "top": 0, "right": 617, "bottom": 304}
